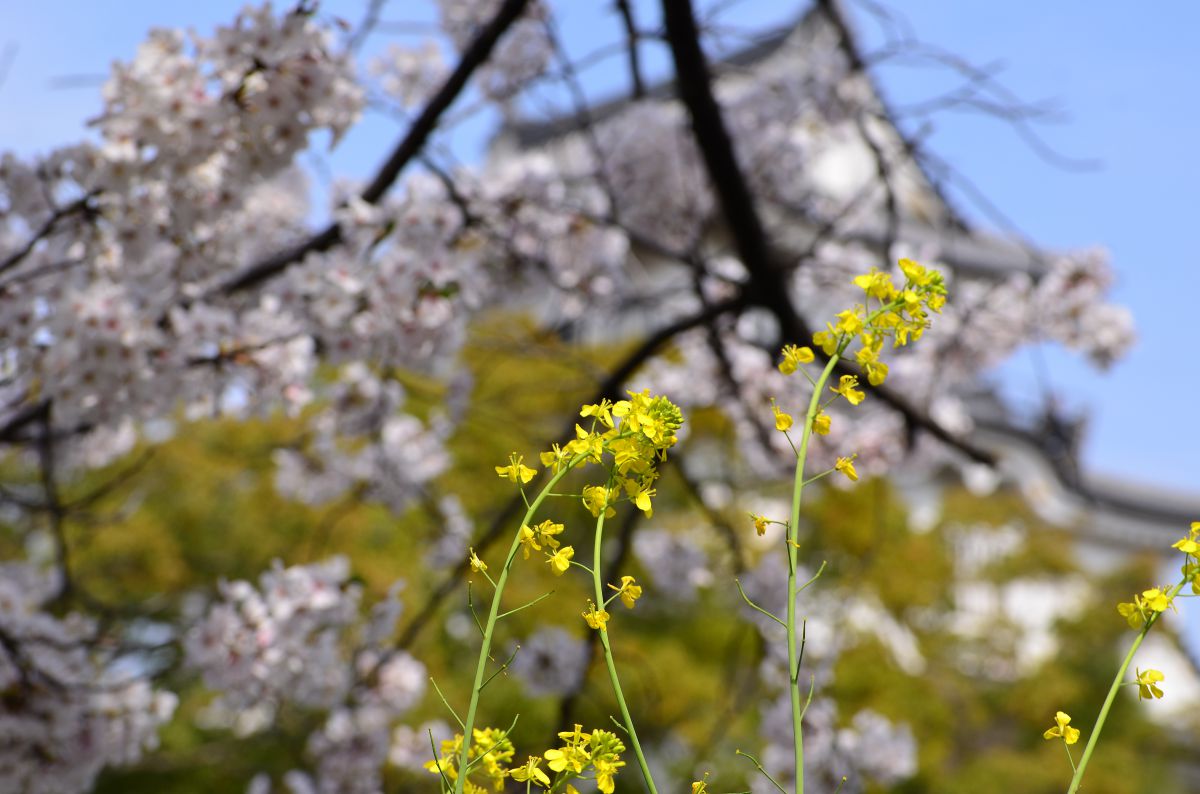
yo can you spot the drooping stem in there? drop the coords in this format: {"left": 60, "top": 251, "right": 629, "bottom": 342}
{"left": 1065, "top": 578, "right": 1187, "bottom": 794}
{"left": 454, "top": 457, "right": 583, "bottom": 794}
{"left": 592, "top": 480, "right": 659, "bottom": 794}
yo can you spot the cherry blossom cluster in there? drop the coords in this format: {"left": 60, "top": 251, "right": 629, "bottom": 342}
{"left": 0, "top": 562, "right": 177, "bottom": 794}
{"left": 759, "top": 696, "right": 918, "bottom": 794}
{"left": 185, "top": 557, "right": 427, "bottom": 794}
{"left": 0, "top": 3, "right": 362, "bottom": 467}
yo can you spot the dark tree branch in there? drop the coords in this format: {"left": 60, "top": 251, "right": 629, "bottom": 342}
{"left": 660, "top": 0, "right": 785, "bottom": 319}
{"left": 0, "top": 193, "right": 97, "bottom": 278}
{"left": 614, "top": 0, "right": 646, "bottom": 99}
{"left": 662, "top": 0, "right": 994, "bottom": 466}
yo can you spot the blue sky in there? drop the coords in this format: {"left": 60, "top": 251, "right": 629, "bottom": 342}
{"left": 3, "top": 0, "right": 1197, "bottom": 496}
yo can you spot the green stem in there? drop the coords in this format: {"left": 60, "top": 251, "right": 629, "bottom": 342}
{"left": 592, "top": 484, "right": 659, "bottom": 794}
{"left": 1066, "top": 579, "right": 1187, "bottom": 793}
{"left": 453, "top": 458, "right": 583, "bottom": 794}
{"left": 786, "top": 352, "right": 842, "bottom": 794}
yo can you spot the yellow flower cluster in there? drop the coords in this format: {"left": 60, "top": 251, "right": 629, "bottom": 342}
{"left": 767, "top": 261, "right": 946, "bottom": 490}
{"left": 1117, "top": 586, "right": 1176, "bottom": 629}
{"left": 425, "top": 728, "right": 515, "bottom": 792}
{"left": 1175, "top": 521, "right": 1200, "bottom": 594}
{"left": 518, "top": 520, "right": 573, "bottom": 576}
{"left": 780, "top": 259, "right": 947, "bottom": 389}
{"left": 501, "top": 390, "right": 683, "bottom": 518}
{"left": 436, "top": 729, "right": 628, "bottom": 794}
{"left": 426, "top": 724, "right": 625, "bottom": 793}
{"left": 1115, "top": 520, "right": 1198, "bottom": 631}
{"left": 545, "top": 725, "right": 626, "bottom": 794}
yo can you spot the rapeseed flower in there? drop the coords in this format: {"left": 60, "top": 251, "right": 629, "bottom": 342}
{"left": 1136, "top": 667, "right": 1165, "bottom": 700}
{"left": 1043, "top": 711, "right": 1080, "bottom": 745}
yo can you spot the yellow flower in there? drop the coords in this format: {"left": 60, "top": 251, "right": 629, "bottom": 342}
{"left": 582, "top": 485, "right": 617, "bottom": 518}
{"left": 1136, "top": 668, "right": 1165, "bottom": 700}
{"left": 1188, "top": 562, "right": 1200, "bottom": 595}
{"left": 519, "top": 522, "right": 563, "bottom": 559}
{"left": 691, "top": 773, "right": 711, "bottom": 794}
{"left": 898, "top": 257, "right": 935, "bottom": 287}
{"left": 830, "top": 374, "right": 865, "bottom": 406}
{"left": 750, "top": 513, "right": 770, "bottom": 536}
{"left": 833, "top": 308, "right": 864, "bottom": 337}
{"left": 812, "top": 411, "right": 831, "bottom": 435}
{"left": 588, "top": 729, "right": 626, "bottom": 794}
{"left": 1174, "top": 537, "right": 1200, "bottom": 555}
{"left": 495, "top": 453, "right": 536, "bottom": 484}
{"left": 778, "top": 344, "right": 814, "bottom": 375}
{"left": 772, "top": 402, "right": 793, "bottom": 432}
{"left": 1043, "top": 711, "right": 1080, "bottom": 745}
{"left": 582, "top": 601, "right": 611, "bottom": 631}
{"left": 854, "top": 345, "right": 889, "bottom": 386}
{"left": 1141, "top": 587, "right": 1174, "bottom": 613}
{"left": 812, "top": 328, "right": 839, "bottom": 356}
{"left": 468, "top": 548, "right": 487, "bottom": 573}
{"left": 540, "top": 443, "right": 568, "bottom": 471}
{"left": 608, "top": 575, "right": 643, "bottom": 608}
{"left": 1117, "top": 599, "right": 1145, "bottom": 629}
{"left": 1173, "top": 522, "right": 1200, "bottom": 555}
{"left": 580, "top": 400, "right": 615, "bottom": 429}
{"left": 546, "top": 725, "right": 591, "bottom": 775}
{"left": 835, "top": 455, "right": 859, "bottom": 482}
{"left": 854, "top": 269, "right": 898, "bottom": 302}
{"left": 594, "top": 760, "right": 620, "bottom": 794}
{"left": 547, "top": 546, "right": 574, "bottom": 576}
{"left": 564, "top": 424, "right": 604, "bottom": 462}
{"left": 532, "top": 520, "right": 564, "bottom": 550}
{"left": 518, "top": 525, "right": 537, "bottom": 559}
{"left": 511, "top": 756, "right": 551, "bottom": 788}
{"left": 624, "top": 480, "right": 655, "bottom": 517}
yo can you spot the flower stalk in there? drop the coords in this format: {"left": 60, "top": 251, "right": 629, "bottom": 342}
{"left": 1065, "top": 578, "right": 1187, "bottom": 794}
{"left": 453, "top": 456, "right": 583, "bottom": 794}
{"left": 592, "top": 481, "right": 659, "bottom": 794}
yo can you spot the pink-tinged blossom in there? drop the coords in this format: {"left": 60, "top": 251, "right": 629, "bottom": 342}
{"left": 185, "top": 557, "right": 360, "bottom": 711}
{"left": 0, "top": 563, "right": 177, "bottom": 794}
